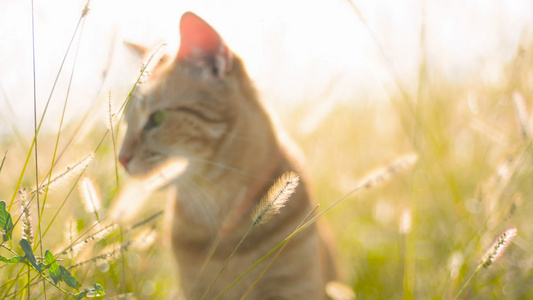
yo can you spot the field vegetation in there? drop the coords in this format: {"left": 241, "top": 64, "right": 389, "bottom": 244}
{"left": 1, "top": 1, "right": 532, "bottom": 299}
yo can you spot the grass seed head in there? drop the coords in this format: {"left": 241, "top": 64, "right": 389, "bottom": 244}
{"left": 32, "top": 154, "right": 94, "bottom": 195}
{"left": 325, "top": 281, "right": 355, "bottom": 300}
{"left": 357, "top": 154, "right": 418, "bottom": 190}
{"left": 399, "top": 208, "right": 412, "bottom": 235}
{"left": 79, "top": 176, "right": 102, "bottom": 213}
{"left": 81, "top": 0, "right": 91, "bottom": 17}
{"left": 18, "top": 188, "right": 33, "bottom": 244}
{"left": 481, "top": 227, "right": 517, "bottom": 268}
{"left": 252, "top": 171, "right": 299, "bottom": 226}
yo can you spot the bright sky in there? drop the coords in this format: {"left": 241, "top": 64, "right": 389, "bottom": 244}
{"left": 0, "top": 0, "right": 532, "bottom": 136}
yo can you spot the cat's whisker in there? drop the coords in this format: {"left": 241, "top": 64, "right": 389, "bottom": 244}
{"left": 176, "top": 179, "right": 204, "bottom": 216}
{"left": 185, "top": 176, "right": 220, "bottom": 212}
{"left": 146, "top": 153, "right": 165, "bottom": 163}
{"left": 187, "top": 157, "right": 277, "bottom": 181}
{"left": 217, "top": 130, "right": 260, "bottom": 143}
{"left": 184, "top": 167, "right": 218, "bottom": 186}
{"left": 175, "top": 183, "right": 199, "bottom": 219}
{"left": 177, "top": 177, "right": 220, "bottom": 231}
{"left": 144, "top": 158, "right": 188, "bottom": 191}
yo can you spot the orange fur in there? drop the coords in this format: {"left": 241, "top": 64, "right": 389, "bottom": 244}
{"left": 119, "top": 12, "right": 338, "bottom": 299}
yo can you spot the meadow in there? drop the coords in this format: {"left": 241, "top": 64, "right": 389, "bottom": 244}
{"left": 1, "top": 1, "right": 533, "bottom": 299}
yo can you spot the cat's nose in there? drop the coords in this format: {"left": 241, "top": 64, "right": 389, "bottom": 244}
{"left": 118, "top": 154, "right": 132, "bottom": 170}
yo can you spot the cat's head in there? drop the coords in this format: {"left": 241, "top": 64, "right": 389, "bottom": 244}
{"left": 119, "top": 12, "right": 263, "bottom": 177}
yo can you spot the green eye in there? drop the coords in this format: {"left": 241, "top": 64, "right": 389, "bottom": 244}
{"left": 145, "top": 110, "right": 167, "bottom": 130}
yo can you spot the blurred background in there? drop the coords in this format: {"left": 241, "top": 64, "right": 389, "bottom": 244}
{"left": 1, "top": 0, "right": 532, "bottom": 134}
{"left": 1, "top": 0, "right": 533, "bottom": 299}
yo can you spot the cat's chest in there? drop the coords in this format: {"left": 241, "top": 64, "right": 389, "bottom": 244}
{"left": 174, "top": 180, "right": 248, "bottom": 227}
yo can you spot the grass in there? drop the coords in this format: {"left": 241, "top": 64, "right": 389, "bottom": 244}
{"left": 1, "top": 1, "right": 533, "bottom": 299}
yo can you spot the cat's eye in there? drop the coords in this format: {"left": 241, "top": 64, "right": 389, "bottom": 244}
{"left": 145, "top": 110, "right": 167, "bottom": 130}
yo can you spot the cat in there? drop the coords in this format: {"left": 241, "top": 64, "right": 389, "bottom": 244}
{"left": 118, "top": 12, "right": 338, "bottom": 299}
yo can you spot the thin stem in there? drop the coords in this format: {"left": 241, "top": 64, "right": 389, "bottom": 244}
{"left": 240, "top": 204, "right": 320, "bottom": 300}
{"left": 216, "top": 156, "right": 415, "bottom": 298}
{"left": 27, "top": 264, "right": 30, "bottom": 299}
{"left": 0, "top": 150, "right": 6, "bottom": 173}
{"left": 200, "top": 225, "right": 255, "bottom": 300}
{"left": 453, "top": 265, "right": 482, "bottom": 300}
{"left": 38, "top": 9, "right": 86, "bottom": 231}
{"left": 214, "top": 226, "right": 295, "bottom": 299}
{"left": 35, "top": 134, "right": 108, "bottom": 249}
{"left": 185, "top": 190, "right": 252, "bottom": 299}
{"left": 9, "top": 0, "right": 87, "bottom": 210}
{"left": 29, "top": 0, "right": 46, "bottom": 297}
{"left": 108, "top": 92, "right": 120, "bottom": 189}
{"left": 184, "top": 234, "right": 221, "bottom": 298}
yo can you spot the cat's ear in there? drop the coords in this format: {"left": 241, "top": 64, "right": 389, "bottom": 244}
{"left": 124, "top": 41, "right": 150, "bottom": 57}
{"left": 177, "top": 12, "right": 232, "bottom": 77}
{"left": 124, "top": 42, "right": 170, "bottom": 69}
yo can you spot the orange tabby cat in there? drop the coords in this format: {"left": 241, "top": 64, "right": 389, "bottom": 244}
{"left": 119, "top": 12, "right": 337, "bottom": 299}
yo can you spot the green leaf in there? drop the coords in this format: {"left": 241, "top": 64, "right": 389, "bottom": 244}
{"left": 0, "top": 201, "right": 14, "bottom": 242}
{"left": 74, "top": 283, "right": 105, "bottom": 299}
{"left": 0, "top": 254, "right": 25, "bottom": 264}
{"left": 44, "top": 250, "right": 54, "bottom": 265}
{"left": 74, "top": 290, "right": 89, "bottom": 300}
{"left": 93, "top": 283, "right": 105, "bottom": 294}
{"left": 20, "top": 239, "right": 42, "bottom": 273}
{"left": 45, "top": 250, "right": 61, "bottom": 284}
{"left": 59, "top": 266, "right": 79, "bottom": 288}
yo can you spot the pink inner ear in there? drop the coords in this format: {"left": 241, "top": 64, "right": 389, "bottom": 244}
{"left": 177, "top": 12, "right": 225, "bottom": 60}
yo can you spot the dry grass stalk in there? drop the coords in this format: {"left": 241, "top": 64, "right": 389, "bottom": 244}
{"left": 201, "top": 172, "right": 299, "bottom": 300}
{"left": 399, "top": 208, "right": 412, "bottom": 235}
{"left": 478, "top": 152, "right": 525, "bottom": 222}
{"left": 106, "top": 91, "right": 116, "bottom": 131}
{"left": 448, "top": 251, "right": 464, "bottom": 279}
{"left": 356, "top": 154, "right": 418, "bottom": 190}
{"left": 252, "top": 171, "right": 299, "bottom": 226}
{"left": 481, "top": 227, "right": 517, "bottom": 268}
{"left": 64, "top": 216, "right": 77, "bottom": 260}
{"left": 240, "top": 204, "right": 320, "bottom": 300}
{"left": 145, "top": 158, "right": 188, "bottom": 192}
{"left": 138, "top": 43, "right": 167, "bottom": 85}
{"left": 453, "top": 227, "right": 518, "bottom": 300}
{"left": 130, "top": 228, "right": 157, "bottom": 251}
{"left": 215, "top": 154, "right": 418, "bottom": 299}
{"left": 81, "top": 0, "right": 91, "bottom": 18}
{"left": 18, "top": 188, "right": 33, "bottom": 244}
{"left": 512, "top": 91, "right": 530, "bottom": 141}
{"left": 62, "top": 223, "right": 118, "bottom": 256}
{"left": 69, "top": 240, "right": 133, "bottom": 269}
{"left": 0, "top": 150, "right": 6, "bottom": 173}
{"left": 469, "top": 119, "right": 509, "bottom": 146}
{"left": 31, "top": 154, "right": 94, "bottom": 195}
{"left": 325, "top": 281, "right": 356, "bottom": 300}
{"left": 186, "top": 194, "right": 247, "bottom": 299}
{"left": 79, "top": 176, "right": 102, "bottom": 214}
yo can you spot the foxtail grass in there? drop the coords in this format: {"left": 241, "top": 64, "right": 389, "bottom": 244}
{"left": 31, "top": 154, "right": 94, "bottom": 196}
{"left": 215, "top": 154, "right": 417, "bottom": 299}
{"left": 18, "top": 189, "right": 33, "bottom": 245}
{"left": 454, "top": 227, "right": 518, "bottom": 300}
{"left": 79, "top": 176, "right": 101, "bottom": 221}
{"left": 251, "top": 171, "right": 299, "bottom": 226}
{"left": 239, "top": 204, "right": 320, "bottom": 300}
{"left": 200, "top": 171, "right": 300, "bottom": 300}
{"left": 399, "top": 208, "right": 412, "bottom": 235}
{"left": 325, "top": 281, "right": 356, "bottom": 300}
